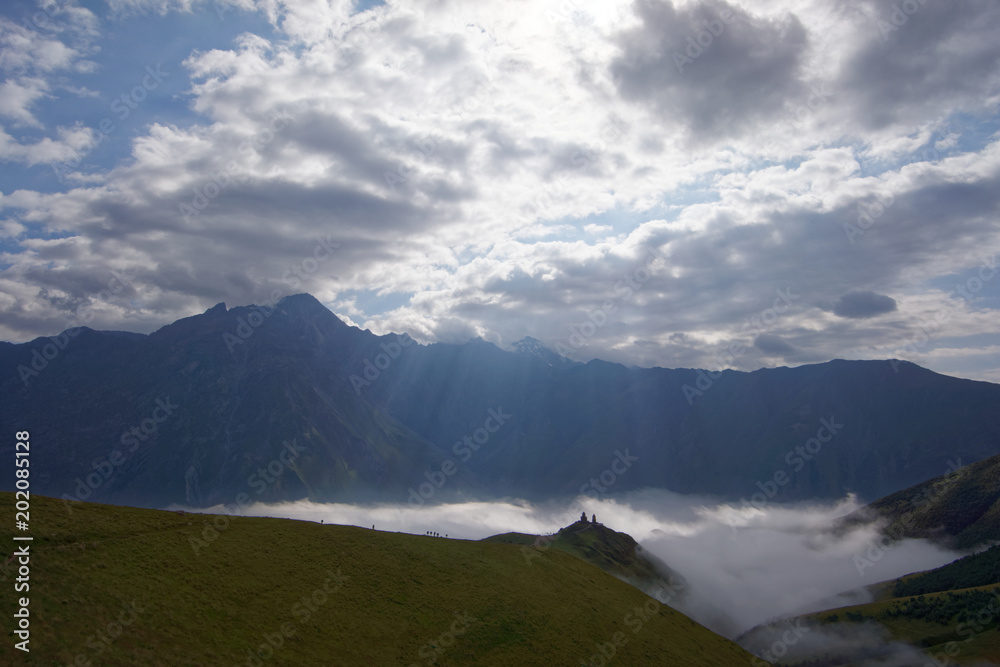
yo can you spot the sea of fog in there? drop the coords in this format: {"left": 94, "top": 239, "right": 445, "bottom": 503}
{"left": 176, "top": 490, "right": 966, "bottom": 639}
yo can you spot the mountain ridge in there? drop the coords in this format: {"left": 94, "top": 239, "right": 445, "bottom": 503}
{"left": 5, "top": 293, "right": 1000, "bottom": 509}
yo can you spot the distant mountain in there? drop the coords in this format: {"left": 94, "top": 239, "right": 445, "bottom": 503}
{"left": 0, "top": 295, "right": 475, "bottom": 508}
{"left": 510, "top": 336, "right": 576, "bottom": 368}
{"left": 839, "top": 452, "right": 1000, "bottom": 550}
{"left": 4, "top": 293, "right": 1000, "bottom": 508}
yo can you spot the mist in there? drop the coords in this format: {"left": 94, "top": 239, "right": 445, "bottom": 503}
{"left": 179, "top": 489, "right": 966, "bottom": 638}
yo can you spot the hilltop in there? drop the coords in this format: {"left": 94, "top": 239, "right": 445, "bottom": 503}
{"left": 484, "top": 514, "right": 685, "bottom": 606}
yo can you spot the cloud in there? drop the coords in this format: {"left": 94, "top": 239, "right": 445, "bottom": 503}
{"left": 0, "top": 8, "right": 99, "bottom": 127}
{"left": 0, "top": 123, "right": 96, "bottom": 166}
{"left": 740, "top": 621, "right": 937, "bottom": 667}
{"left": 832, "top": 291, "right": 898, "bottom": 319}
{"left": 610, "top": 0, "right": 809, "bottom": 143}
{"left": 754, "top": 333, "right": 797, "bottom": 356}
{"left": 1, "top": 0, "right": 1000, "bottom": 383}
{"left": 836, "top": 0, "right": 1000, "bottom": 132}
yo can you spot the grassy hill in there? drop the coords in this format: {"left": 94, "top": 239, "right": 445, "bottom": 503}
{"left": 741, "top": 584, "right": 1000, "bottom": 666}
{"left": 0, "top": 493, "right": 763, "bottom": 665}
{"left": 892, "top": 545, "right": 1000, "bottom": 598}
{"left": 838, "top": 452, "right": 1000, "bottom": 550}
{"left": 483, "top": 518, "right": 685, "bottom": 605}
{"left": 739, "top": 553, "right": 1000, "bottom": 667}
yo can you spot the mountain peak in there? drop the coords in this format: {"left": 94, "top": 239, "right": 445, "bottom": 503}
{"left": 273, "top": 293, "right": 348, "bottom": 328}
{"left": 512, "top": 336, "right": 573, "bottom": 367}
{"left": 483, "top": 514, "right": 685, "bottom": 607}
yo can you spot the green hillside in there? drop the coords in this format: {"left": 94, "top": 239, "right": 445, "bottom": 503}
{"left": 484, "top": 517, "right": 685, "bottom": 604}
{"left": 838, "top": 452, "right": 1000, "bottom": 549}
{"left": 0, "top": 493, "right": 762, "bottom": 666}
{"left": 806, "top": 585, "right": 1000, "bottom": 666}
{"left": 893, "top": 545, "right": 1000, "bottom": 598}
{"left": 741, "top": 585, "right": 1000, "bottom": 666}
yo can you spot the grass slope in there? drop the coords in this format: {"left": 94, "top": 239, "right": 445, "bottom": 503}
{"left": 483, "top": 519, "right": 684, "bottom": 601}
{"left": 801, "top": 585, "right": 1000, "bottom": 666}
{"left": 839, "top": 452, "right": 1000, "bottom": 549}
{"left": 741, "top": 581, "right": 1000, "bottom": 665}
{"left": 892, "top": 545, "right": 1000, "bottom": 598}
{"left": 0, "top": 493, "right": 761, "bottom": 666}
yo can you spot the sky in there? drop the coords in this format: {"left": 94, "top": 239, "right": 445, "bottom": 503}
{"left": 1, "top": 0, "right": 1000, "bottom": 381}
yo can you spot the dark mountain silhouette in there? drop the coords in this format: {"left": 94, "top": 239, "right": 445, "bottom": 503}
{"left": 3, "top": 293, "right": 1000, "bottom": 508}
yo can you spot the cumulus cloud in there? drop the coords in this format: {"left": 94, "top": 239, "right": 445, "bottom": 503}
{"left": 610, "top": 0, "right": 809, "bottom": 143}
{"left": 1, "top": 0, "right": 1000, "bottom": 382}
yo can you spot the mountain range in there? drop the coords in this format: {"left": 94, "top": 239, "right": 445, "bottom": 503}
{"left": 4, "top": 293, "right": 1000, "bottom": 509}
